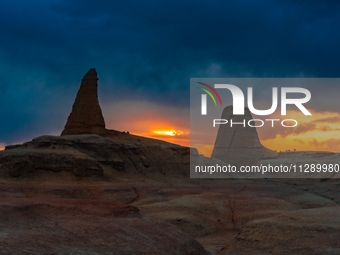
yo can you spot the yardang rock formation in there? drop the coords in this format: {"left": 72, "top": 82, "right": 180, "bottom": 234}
{"left": 0, "top": 68, "right": 208, "bottom": 179}
{"left": 211, "top": 105, "right": 277, "bottom": 165}
{"left": 61, "top": 68, "right": 106, "bottom": 135}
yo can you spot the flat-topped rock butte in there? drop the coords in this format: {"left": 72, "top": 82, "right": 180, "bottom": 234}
{"left": 211, "top": 105, "right": 277, "bottom": 165}
{"left": 0, "top": 68, "right": 339, "bottom": 254}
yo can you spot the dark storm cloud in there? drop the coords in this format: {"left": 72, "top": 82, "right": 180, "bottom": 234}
{"left": 0, "top": 0, "right": 340, "bottom": 144}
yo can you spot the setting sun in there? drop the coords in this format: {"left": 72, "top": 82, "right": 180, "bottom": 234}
{"left": 153, "top": 129, "right": 184, "bottom": 136}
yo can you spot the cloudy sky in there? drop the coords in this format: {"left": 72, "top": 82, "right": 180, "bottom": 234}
{"left": 1, "top": 0, "right": 340, "bottom": 152}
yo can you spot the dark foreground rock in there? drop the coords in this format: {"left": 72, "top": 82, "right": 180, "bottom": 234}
{"left": 0, "top": 134, "right": 198, "bottom": 179}
{"left": 0, "top": 197, "right": 210, "bottom": 255}
{"left": 223, "top": 206, "right": 340, "bottom": 255}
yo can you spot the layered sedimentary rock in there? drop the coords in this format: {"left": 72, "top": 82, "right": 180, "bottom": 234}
{"left": 61, "top": 68, "right": 106, "bottom": 135}
{"left": 0, "top": 134, "right": 195, "bottom": 179}
{"left": 211, "top": 105, "right": 276, "bottom": 165}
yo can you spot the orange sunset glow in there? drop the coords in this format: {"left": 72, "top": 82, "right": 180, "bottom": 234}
{"left": 2, "top": 107, "right": 339, "bottom": 157}
{"left": 134, "top": 125, "right": 190, "bottom": 146}
{"left": 102, "top": 101, "right": 340, "bottom": 157}
{"left": 103, "top": 100, "right": 190, "bottom": 147}
{"left": 259, "top": 110, "right": 340, "bottom": 153}
{"left": 0, "top": 142, "right": 5, "bottom": 150}
{"left": 153, "top": 129, "right": 184, "bottom": 136}
{"left": 194, "top": 109, "right": 340, "bottom": 157}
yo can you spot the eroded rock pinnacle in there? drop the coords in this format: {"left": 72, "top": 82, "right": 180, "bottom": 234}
{"left": 61, "top": 68, "right": 106, "bottom": 135}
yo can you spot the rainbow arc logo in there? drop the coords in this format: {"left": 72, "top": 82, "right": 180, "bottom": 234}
{"left": 197, "top": 82, "right": 223, "bottom": 115}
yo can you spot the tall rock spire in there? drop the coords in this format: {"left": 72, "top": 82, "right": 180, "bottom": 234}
{"left": 211, "top": 105, "right": 276, "bottom": 165}
{"left": 61, "top": 68, "right": 106, "bottom": 135}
